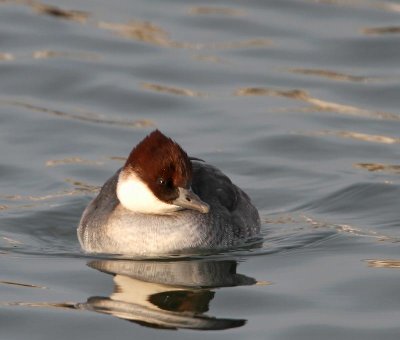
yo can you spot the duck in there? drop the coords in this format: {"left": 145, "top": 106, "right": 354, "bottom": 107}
{"left": 77, "top": 130, "right": 260, "bottom": 256}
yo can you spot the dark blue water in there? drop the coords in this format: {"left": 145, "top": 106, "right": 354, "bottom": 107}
{"left": 1, "top": 0, "right": 400, "bottom": 339}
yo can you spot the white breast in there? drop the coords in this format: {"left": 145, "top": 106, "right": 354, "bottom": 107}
{"left": 116, "top": 171, "right": 180, "bottom": 214}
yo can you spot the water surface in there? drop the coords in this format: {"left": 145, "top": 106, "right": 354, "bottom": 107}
{"left": 1, "top": 0, "right": 400, "bottom": 339}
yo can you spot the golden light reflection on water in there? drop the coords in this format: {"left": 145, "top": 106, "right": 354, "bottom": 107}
{"left": 264, "top": 213, "right": 400, "bottom": 246}
{"left": 235, "top": 88, "right": 308, "bottom": 99}
{"left": 378, "top": 2, "right": 400, "bottom": 12}
{"left": 309, "top": 0, "right": 400, "bottom": 13}
{"left": 141, "top": 82, "right": 205, "bottom": 97}
{"left": 32, "top": 50, "right": 100, "bottom": 61}
{"left": 362, "top": 26, "right": 400, "bottom": 35}
{"left": 234, "top": 87, "right": 400, "bottom": 121}
{"left": 0, "top": 0, "right": 89, "bottom": 22}
{"left": 0, "top": 100, "right": 155, "bottom": 128}
{"left": 288, "top": 68, "right": 370, "bottom": 82}
{"left": 1, "top": 1, "right": 272, "bottom": 53}
{"left": 46, "top": 155, "right": 125, "bottom": 167}
{"left": 288, "top": 68, "right": 399, "bottom": 83}
{"left": 301, "top": 215, "right": 398, "bottom": 242}
{"left": 311, "top": 0, "right": 366, "bottom": 5}
{"left": 354, "top": 163, "right": 400, "bottom": 174}
{"left": 188, "top": 6, "right": 245, "bottom": 16}
{"left": 45, "top": 157, "right": 104, "bottom": 167}
{"left": 0, "top": 50, "right": 99, "bottom": 62}
{"left": 99, "top": 21, "right": 175, "bottom": 47}
{"left": 32, "top": 2, "right": 88, "bottom": 23}
{"left": 0, "top": 53, "right": 14, "bottom": 61}
{"left": 306, "top": 130, "right": 400, "bottom": 144}
{"left": 0, "top": 178, "right": 99, "bottom": 212}
{"left": 203, "top": 38, "right": 272, "bottom": 50}
{"left": 2, "top": 187, "right": 99, "bottom": 202}
{"left": 99, "top": 20, "right": 272, "bottom": 50}
{"left": 108, "top": 156, "right": 126, "bottom": 162}
{"left": 64, "top": 178, "right": 100, "bottom": 192}
{"left": 366, "top": 259, "right": 400, "bottom": 268}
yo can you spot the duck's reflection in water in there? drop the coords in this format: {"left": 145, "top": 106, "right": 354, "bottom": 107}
{"left": 80, "top": 259, "right": 257, "bottom": 330}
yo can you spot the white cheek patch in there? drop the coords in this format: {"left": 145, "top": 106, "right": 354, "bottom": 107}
{"left": 117, "top": 172, "right": 180, "bottom": 214}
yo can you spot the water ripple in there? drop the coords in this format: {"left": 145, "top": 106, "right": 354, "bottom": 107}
{"left": 141, "top": 82, "right": 206, "bottom": 97}
{"left": 0, "top": 99, "right": 155, "bottom": 127}
{"left": 188, "top": 6, "right": 245, "bottom": 17}
{"left": 1, "top": 0, "right": 89, "bottom": 23}
{"left": 354, "top": 163, "right": 400, "bottom": 174}
{"left": 0, "top": 280, "right": 47, "bottom": 289}
{"left": 309, "top": 0, "right": 400, "bottom": 13}
{"left": 235, "top": 87, "right": 400, "bottom": 120}
{"left": 287, "top": 68, "right": 372, "bottom": 82}
{"left": 305, "top": 130, "right": 400, "bottom": 144}
{"left": 99, "top": 20, "right": 175, "bottom": 47}
{"left": 0, "top": 53, "right": 14, "bottom": 61}
{"left": 362, "top": 26, "right": 400, "bottom": 35}
{"left": 32, "top": 2, "right": 89, "bottom": 23}
{"left": 366, "top": 259, "right": 400, "bottom": 268}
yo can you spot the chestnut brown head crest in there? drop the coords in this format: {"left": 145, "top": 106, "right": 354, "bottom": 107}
{"left": 124, "top": 130, "right": 193, "bottom": 202}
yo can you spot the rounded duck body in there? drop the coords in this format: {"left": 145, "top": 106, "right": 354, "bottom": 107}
{"left": 77, "top": 130, "right": 260, "bottom": 256}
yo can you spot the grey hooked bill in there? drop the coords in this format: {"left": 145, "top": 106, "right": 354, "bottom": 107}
{"left": 173, "top": 187, "right": 210, "bottom": 214}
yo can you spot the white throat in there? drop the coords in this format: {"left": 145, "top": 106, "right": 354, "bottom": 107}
{"left": 117, "top": 171, "right": 180, "bottom": 214}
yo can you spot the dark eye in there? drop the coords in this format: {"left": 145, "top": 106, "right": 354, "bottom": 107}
{"left": 157, "top": 177, "right": 174, "bottom": 189}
